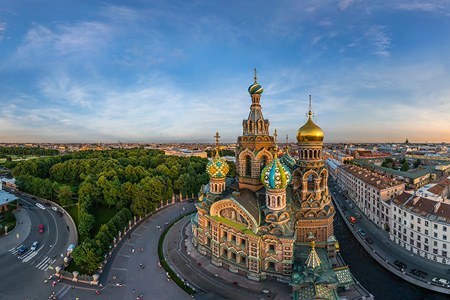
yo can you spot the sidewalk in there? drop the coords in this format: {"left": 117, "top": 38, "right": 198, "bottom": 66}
{"left": 0, "top": 208, "right": 32, "bottom": 254}
{"left": 330, "top": 182, "right": 450, "bottom": 295}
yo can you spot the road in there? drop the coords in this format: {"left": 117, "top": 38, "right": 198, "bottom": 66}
{"left": 0, "top": 194, "right": 75, "bottom": 300}
{"left": 56, "top": 201, "right": 194, "bottom": 300}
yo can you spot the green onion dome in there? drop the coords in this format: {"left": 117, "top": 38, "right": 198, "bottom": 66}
{"left": 261, "top": 156, "right": 291, "bottom": 190}
{"left": 206, "top": 153, "right": 229, "bottom": 178}
{"left": 280, "top": 151, "right": 296, "bottom": 169}
{"left": 248, "top": 82, "right": 263, "bottom": 95}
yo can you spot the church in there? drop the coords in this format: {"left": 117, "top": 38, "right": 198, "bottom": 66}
{"left": 192, "top": 72, "right": 355, "bottom": 299}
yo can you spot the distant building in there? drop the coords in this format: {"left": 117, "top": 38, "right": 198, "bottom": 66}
{"left": 164, "top": 148, "right": 208, "bottom": 158}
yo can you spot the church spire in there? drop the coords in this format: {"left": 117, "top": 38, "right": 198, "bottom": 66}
{"left": 305, "top": 241, "right": 321, "bottom": 269}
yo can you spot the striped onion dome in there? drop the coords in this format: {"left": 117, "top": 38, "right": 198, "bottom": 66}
{"left": 206, "top": 152, "right": 229, "bottom": 178}
{"left": 248, "top": 82, "right": 263, "bottom": 95}
{"left": 280, "top": 150, "right": 296, "bottom": 169}
{"left": 260, "top": 154, "right": 291, "bottom": 190}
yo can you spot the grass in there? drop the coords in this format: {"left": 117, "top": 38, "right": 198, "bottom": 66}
{"left": 93, "top": 205, "right": 117, "bottom": 233}
{"left": 211, "top": 215, "right": 257, "bottom": 236}
{"left": 66, "top": 205, "right": 79, "bottom": 227}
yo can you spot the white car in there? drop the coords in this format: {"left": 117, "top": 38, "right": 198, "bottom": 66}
{"left": 36, "top": 203, "right": 46, "bottom": 210}
{"left": 31, "top": 241, "right": 39, "bottom": 251}
{"left": 432, "top": 277, "right": 450, "bottom": 287}
{"left": 51, "top": 207, "right": 58, "bottom": 212}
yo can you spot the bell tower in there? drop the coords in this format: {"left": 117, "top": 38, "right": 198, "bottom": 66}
{"left": 236, "top": 69, "right": 275, "bottom": 191}
{"left": 293, "top": 96, "right": 335, "bottom": 245}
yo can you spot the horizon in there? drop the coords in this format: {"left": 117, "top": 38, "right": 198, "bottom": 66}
{"left": 1, "top": 1, "right": 450, "bottom": 143}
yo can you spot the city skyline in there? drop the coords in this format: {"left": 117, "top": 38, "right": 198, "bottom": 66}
{"left": 1, "top": 1, "right": 450, "bottom": 143}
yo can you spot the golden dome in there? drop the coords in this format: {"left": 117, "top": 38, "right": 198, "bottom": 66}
{"left": 297, "top": 112, "right": 324, "bottom": 142}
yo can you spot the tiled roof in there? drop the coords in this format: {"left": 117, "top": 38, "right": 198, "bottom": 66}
{"left": 393, "top": 192, "right": 450, "bottom": 223}
{"left": 341, "top": 165, "right": 403, "bottom": 190}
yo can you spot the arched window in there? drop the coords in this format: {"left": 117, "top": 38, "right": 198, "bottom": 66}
{"left": 245, "top": 156, "right": 252, "bottom": 176}
{"left": 260, "top": 156, "right": 268, "bottom": 170}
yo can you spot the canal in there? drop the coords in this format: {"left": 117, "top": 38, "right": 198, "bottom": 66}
{"left": 334, "top": 211, "right": 448, "bottom": 300}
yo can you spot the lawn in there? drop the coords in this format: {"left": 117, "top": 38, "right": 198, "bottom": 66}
{"left": 93, "top": 205, "right": 117, "bottom": 233}
{"left": 66, "top": 205, "right": 79, "bottom": 228}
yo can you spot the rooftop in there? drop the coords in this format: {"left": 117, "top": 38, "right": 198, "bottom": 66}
{"left": 340, "top": 165, "right": 404, "bottom": 190}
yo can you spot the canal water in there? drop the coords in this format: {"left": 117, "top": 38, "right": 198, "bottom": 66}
{"left": 334, "top": 213, "right": 448, "bottom": 300}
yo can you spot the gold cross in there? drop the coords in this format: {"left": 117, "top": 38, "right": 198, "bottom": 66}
{"left": 214, "top": 131, "right": 221, "bottom": 148}
{"left": 274, "top": 129, "right": 278, "bottom": 144}
{"left": 254, "top": 68, "right": 257, "bottom": 83}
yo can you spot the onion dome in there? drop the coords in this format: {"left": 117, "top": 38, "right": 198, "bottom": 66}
{"left": 280, "top": 151, "right": 296, "bottom": 169}
{"left": 206, "top": 132, "right": 229, "bottom": 178}
{"left": 261, "top": 151, "right": 291, "bottom": 190}
{"left": 206, "top": 155, "right": 229, "bottom": 178}
{"left": 248, "top": 68, "right": 263, "bottom": 95}
{"left": 297, "top": 96, "right": 324, "bottom": 142}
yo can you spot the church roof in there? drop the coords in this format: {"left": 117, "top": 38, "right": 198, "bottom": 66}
{"left": 292, "top": 284, "right": 338, "bottom": 300}
{"left": 305, "top": 241, "right": 321, "bottom": 269}
{"left": 233, "top": 188, "right": 262, "bottom": 225}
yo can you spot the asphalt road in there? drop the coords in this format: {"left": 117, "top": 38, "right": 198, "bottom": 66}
{"left": 57, "top": 201, "right": 195, "bottom": 300}
{"left": 0, "top": 194, "right": 73, "bottom": 300}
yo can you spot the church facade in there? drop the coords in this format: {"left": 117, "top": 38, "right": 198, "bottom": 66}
{"left": 192, "top": 72, "right": 349, "bottom": 298}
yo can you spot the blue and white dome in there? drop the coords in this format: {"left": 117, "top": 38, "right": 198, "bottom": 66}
{"left": 261, "top": 156, "right": 291, "bottom": 190}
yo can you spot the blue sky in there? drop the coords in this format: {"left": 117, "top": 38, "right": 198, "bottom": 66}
{"left": 1, "top": 0, "right": 450, "bottom": 143}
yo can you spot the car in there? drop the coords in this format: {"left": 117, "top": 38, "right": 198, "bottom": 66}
{"left": 36, "top": 203, "right": 46, "bottom": 210}
{"left": 349, "top": 216, "right": 357, "bottom": 224}
{"left": 57, "top": 211, "right": 63, "bottom": 217}
{"left": 432, "top": 277, "right": 450, "bottom": 287}
{"left": 410, "top": 268, "right": 427, "bottom": 278}
{"left": 44, "top": 202, "right": 51, "bottom": 207}
{"left": 17, "top": 245, "right": 28, "bottom": 255}
{"left": 393, "top": 260, "right": 407, "bottom": 271}
{"left": 38, "top": 224, "right": 45, "bottom": 233}
{"left": 31, "top": 241, "right": 39, "bottom": 251}
{"left": 357, "top": 229, "right": 366, "bottom": 237}
{"left": 51, "top": 206, "right": 58, "bottom": 212}
{"left": 364, "top": 237, "right": 373, "bottom": 244}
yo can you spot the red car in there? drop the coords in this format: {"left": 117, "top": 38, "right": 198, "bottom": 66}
{"left": 38, "top": 224, "right": 45, "bottom": 234}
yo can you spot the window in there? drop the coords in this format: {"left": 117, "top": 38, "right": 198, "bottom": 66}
{"left": 443, "top": 251, "right": 447, "bottom": 257}
{"left": 417, "top": 242, "right": 421, "bottom": 248}
{"left": 444, "top": 244, "right": 447, "bottom": 249}
{"left": 411, "top": 215, "right": 414, "bottom": 220}
{"left": 425, "top": 221, "right": 429, "bottom": 226}
{"left": 434, "top": 224, "right": 438, "bottom": 230}
{"left": 433, "top": 248, "right": 438, "bottom": 254}
{"left": 434, "top": 232, "right": 438, "bottom": 238}
{"left": 434, "top": 241, "right": 438, "bottom": 247}
{"left": 444, "top": 226, "right": 447, "bottom": 232}
{"left": 417, "top": 235, "right": 421, "bottom": 241}
{"left": 410, "top": 232, "right": 414, "bottom": 238}
{"left": 425, "top": 230, "right": 429, "bottom": 235}
{"left": 269, "top": 244, "right": 275, "bottom": 252}
{"left": 444, "top": 235, "right": 447, "bottom": 241}
{"left": 425, "top": 245, "right": 429, "bottom": 251}
{"left": 417, "top": 218, "right": 421, "bottom": 224}
{"left": 410, "top": 224, "right": 414, "bottom": 230}
{"left": 245, "top": 156, "right": 252, "bottom": 176}
{"left": 425, "top": 238, "right": 429, "bottom": 244}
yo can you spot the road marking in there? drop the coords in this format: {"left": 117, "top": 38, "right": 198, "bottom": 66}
{"left": 125, "top": 243, "right": 135, "bottom": 246}
{"left": 132, "top": 233, "right": 142, "bottom": 236}
{"left": 111, "top": 267, "right": 127, "bottom": 271}
{"left": 141, "top": 225, "right": 149, "bottom": 229}
{"left": 120, "top": 254, "right": 131, "bottom": 258}
{"left": 36, "top": 256, "right": 51, "bottom": 269}
{"left": 56, "top": 285, "right": 71, "bottom": 298}
{"left": 23, "top": 251, "right": 39, "bottom": 263}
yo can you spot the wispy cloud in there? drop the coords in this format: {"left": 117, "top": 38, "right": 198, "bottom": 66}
{"left": 365, "top": 25, "right": 391, "bottom": 57}
{"left": 0, "top": 22, "right": 6, "bottom": 41}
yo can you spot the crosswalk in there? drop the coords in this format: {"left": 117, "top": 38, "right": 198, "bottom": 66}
{"left": 9, "top": 245, "right": 57, "bottom": 271}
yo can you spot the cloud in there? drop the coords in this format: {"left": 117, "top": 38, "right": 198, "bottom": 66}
{"left": 365, "top": 25, "right": 391, "bottom": 57}
{"left": 339, "top": 0, "right": 357, "bottom": 10}
{"left": 0, "top": 22, "right": 6, "bottom": 41}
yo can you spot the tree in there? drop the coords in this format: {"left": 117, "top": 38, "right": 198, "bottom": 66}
{"left": 401, "top": 161, "right": 410, "bottom": 172}
{"left": 58, "top": 185, "right": 73, "bottom": 206}
{"left": 413, "top": 159, "right": 422, "bottom": 168}
{"left": 78, "top": 211, "right": 95, "bottom": 240}
{"left": 71, "top": 239, "right": 103, "bottom": 274}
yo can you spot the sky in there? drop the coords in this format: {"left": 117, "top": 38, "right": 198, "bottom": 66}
{"left": 1, "top": 0, "right": 450, "bottom": 143}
